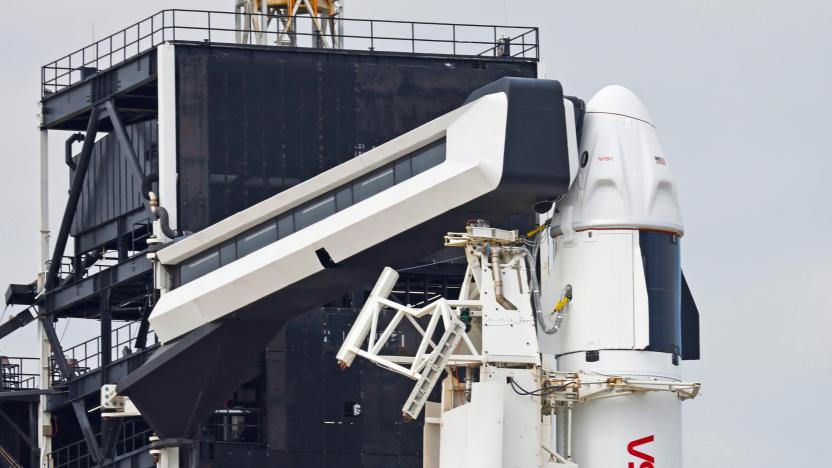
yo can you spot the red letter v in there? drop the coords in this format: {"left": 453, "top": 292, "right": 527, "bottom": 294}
{"left": 628, "top": 435, "right": 655, "bottom": 463}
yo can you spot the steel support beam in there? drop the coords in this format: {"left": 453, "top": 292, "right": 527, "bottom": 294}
{"left": 0, "top": 307, "right": 36, "bottom": 341}
{"left": 134, "top": 295, "right": 154, "bottom": 350}
{"left": 0, "top": 441, "right": 24, "bottom": 468}
{"left": 44, "top": 107, "right": 100, "bottom": 292}
{"left": 28, "top": 402, "right": 37, "bottom": 468}
{"left": 37, "top": 314, "right": 73, "bottom": 381}
{"left": 104, "top": 100, "right": 145, "bottom": 182}
{"left": 100, "top": 288, "right": 112, "bottom": 382}
{"left": 101, "top": 419, "right": 123, "bottom": 461}
{"left": 0, "top": 389, "right": 61, "bottom": 401}
{"left": 71, "top": 400, "right": 103, "bottom": 464}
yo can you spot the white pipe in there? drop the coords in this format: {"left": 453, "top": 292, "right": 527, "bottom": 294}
{"left": 566, "top": 402, "right": 573, "bottom": 461}
{"left": 37, "top": 123, "right": 52, "bottom": 467}
{"left": 38, "top": 127, "right": 49, "bottom": 282}
{"left": 549, "top": 405, "right": 557, "bottom": 454}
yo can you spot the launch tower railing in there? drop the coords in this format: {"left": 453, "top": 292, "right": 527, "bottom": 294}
{"left": 51, "top": 321, "right": 158, "bottom": 384}
{"left": 50, "top": 419, "right": 153, "bottom": 468}
{"left": 42, "top": 9, "right": 539, "bottom": 95}
{"left": 0, "top": 356, "right": 40, "bottom": 391}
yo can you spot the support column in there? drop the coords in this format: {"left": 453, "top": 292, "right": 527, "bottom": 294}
{"left": 38, "top": 126, "right": 49, "bottom": 289}
{"left": 159, "top": 447, "right": 179, "bottom": 468}
{"left": 37, "top": 122, "right": 52, "bottom": 468}
{"left": 100, "top": 288, "right": 112, "bottom": 381}
{"left": 43, "top": 107, "right": 100, "bottom": 292}
{"left": 157, "top": 44, "right": 178, "bottom": 232}
{"left": 29, "top": 401, "right": 39, "bottom": 468}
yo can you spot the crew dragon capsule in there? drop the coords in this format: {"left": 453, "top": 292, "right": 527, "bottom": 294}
{"left": 539, "top": 85, "right": 700, "bottom": 468}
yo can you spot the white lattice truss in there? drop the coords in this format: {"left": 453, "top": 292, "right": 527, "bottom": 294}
{"left": 341, "top": 267, "right": 483, "bottom": 381}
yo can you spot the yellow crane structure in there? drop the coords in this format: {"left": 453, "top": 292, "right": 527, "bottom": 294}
{"left": 235, "top": 0, "right": 343, "bottom": 48}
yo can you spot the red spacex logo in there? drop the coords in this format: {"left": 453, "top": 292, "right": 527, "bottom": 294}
{"left": 627, "top": 435, "right": 655, "bottom": 468}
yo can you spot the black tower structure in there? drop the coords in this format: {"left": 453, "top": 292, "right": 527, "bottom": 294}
{"left": 1, "top": 10, "right": 539, "bottom": 467}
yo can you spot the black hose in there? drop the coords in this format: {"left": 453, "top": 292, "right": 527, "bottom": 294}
{"left": 142, "top": 172, "right": 177, "bottom": 239}
{"left": 141, "top": 173, "right": 158, "bottom": 200}
{"left": 64, "top": 133, "right": 85, "bottom": 170}
{"left": 154, "top": 206, "right": 178, "bottom": 240}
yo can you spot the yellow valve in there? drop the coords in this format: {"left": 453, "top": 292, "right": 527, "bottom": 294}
{"left": 554, "top": 297, "right": 570, "bottom": 313}
{"left": 526, "top": 223, "right": 547, "bottom": 238}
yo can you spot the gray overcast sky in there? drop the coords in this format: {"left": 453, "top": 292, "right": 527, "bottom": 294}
{"left": 1, "top": 1, "right": 830, "bottom": 467}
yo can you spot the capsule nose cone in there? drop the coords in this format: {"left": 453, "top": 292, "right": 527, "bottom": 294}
{"left": 586, "top": 85, "right": 654, "bottom": 126}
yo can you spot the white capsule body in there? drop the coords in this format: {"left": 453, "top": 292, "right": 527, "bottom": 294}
{"left": 540, "top": 86, "right": 686, "bottom": 468}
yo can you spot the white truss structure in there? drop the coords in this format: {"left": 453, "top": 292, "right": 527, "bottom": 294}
{"left": 336, "top": 266, "right": 482, "bottom": 380}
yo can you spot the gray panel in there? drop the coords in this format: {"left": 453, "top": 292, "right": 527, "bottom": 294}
{"left": 237, "top": 223, "right": 278, "bottom": 257}
{"left": 394, "top": 159, "right": 412, "bottom": 183}
{"left": 336, "top": 188, "right": 353, "bottom": 211}
{"left": 353, "top": 168, "right": 394, "bottom": 203}
{"left": 412, "top": 141, "right": 446, "bottom": 175}
{"left": 71, "top": 119, "right": 156, "bottom": 238}
{"left": 180, "top": 251, "right": 220, "bottom": 285}
{"left": 294, "top": 196, "right": 336, "bottom": 230}
{"left": 219, "top": 241, "right": 237, "bottom": 267}
{"left": 277, "top": 215, "right": 295, "bottom": 238}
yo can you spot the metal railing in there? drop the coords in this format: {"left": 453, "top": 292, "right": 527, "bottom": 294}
{"left": 0, "top": 356, "right": 40, "bottom": 391}
{"left": 48, "top": 409, "right": 262, "bottom": 467}
{"left": 50, "top": 434, "right": 95, "bottom": 468}
{"left": 50, "top": 419, "right": 153, "bottom": 468}
{"left": 52, "top": 320, "right": 157, "bottom": 384}
{"left": 42, "top": 9, "right": 539, "bottom": 95}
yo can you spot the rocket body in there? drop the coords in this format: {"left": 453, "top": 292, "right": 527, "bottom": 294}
{"left": 540, "top": 86, "right": 690, "bottom": 467}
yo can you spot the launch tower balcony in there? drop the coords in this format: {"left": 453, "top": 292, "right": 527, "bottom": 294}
{"left": 41, "top": 8, "right": 538, "bottom": 128}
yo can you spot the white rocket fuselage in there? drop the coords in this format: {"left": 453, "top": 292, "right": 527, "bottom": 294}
{"left": 541, "top": 85, "right": 687, "bottom": 467}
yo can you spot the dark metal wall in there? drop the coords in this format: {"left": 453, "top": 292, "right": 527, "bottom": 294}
{"left": 265, "top": 306, "right": 441, "bottom": 468}
{"left": 70, "top": 119, "right": 156, "bottom": 252}
{"left": 174, "top": 45, "right": 537, "bottom": 233}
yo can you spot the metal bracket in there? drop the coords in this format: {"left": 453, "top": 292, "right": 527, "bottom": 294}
{"left": 100, "top": 384, "right": 142, "bottom": 418}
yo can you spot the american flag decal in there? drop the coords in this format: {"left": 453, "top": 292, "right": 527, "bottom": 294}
{"left": 654, "top": 156, "right": 667, "bottom": 166}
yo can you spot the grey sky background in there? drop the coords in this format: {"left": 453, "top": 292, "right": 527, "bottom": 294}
{"left": 1, "top": 1, "right": 830, "bottom": 466}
